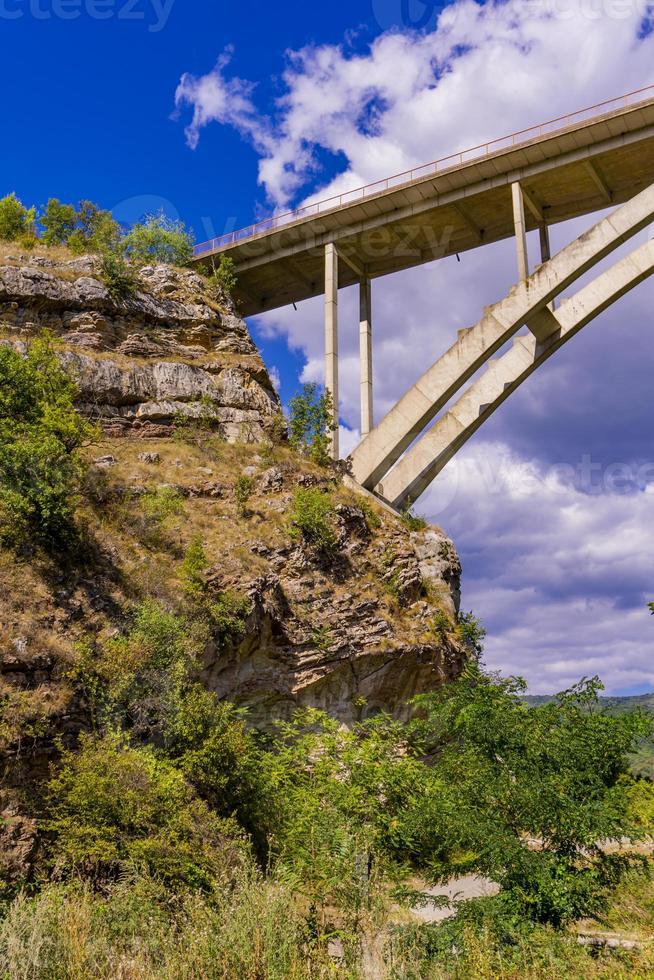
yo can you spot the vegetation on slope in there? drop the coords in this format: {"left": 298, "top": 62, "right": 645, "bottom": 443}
{"left": 0, "top": 191, "right": 238, "bottom": 299}
{"left": 2, "top": 326, "right": 654, "bottom": 977}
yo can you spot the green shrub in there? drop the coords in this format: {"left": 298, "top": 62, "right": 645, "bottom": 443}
{"left": 288, "top": 487, "right": 337, "bottom": 551}
{"left": 399, "top": 507, "right": 428, "bottom": 531}
{"left": 181, "top": 536, "right": 209, "bottom": 598}
{"left": 288, "top": 383, "right": 335, "bottom": 466}
{"left": 45, "top": 732, "right": 248, "bottom": 890}
{"left": 40, "top": 198, "right": 77, "bottom": 246}
{"left": 99, "top": 248, "right": 137, "bottom": 299}
{"left": 234, "top": 475, "right": 254, "bottom": 516}
{"left": 429, "top": 609, "right": 454, "bottom": 642}
{"left": 0, "top": 334, "right": 96, "bottom": 548}
{"left": 457, "top": 610, "right": 487, "bottom": 658}
{"left": 0, "top": 193, "right": 36, "bottom": 242}
{"left": 207, "top": 254, "right": 238, "bottom": 295}
{"left": 67, "top": 200, "right": 121, "bottom": 255}
{"left": 121, "top": 212, "right": 194, "bottom": 266}
{"left": 140, "top": 485, "right": 184, "bottom": 524}
{"left": 208, "top": 591, "right": 252, "bottom": 647}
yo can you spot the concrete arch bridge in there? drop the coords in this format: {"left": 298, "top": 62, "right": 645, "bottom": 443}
{"left": 193, "top": 86, "right": 654, "bottom": 509}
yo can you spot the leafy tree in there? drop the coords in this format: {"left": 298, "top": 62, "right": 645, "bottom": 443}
{"left": 0, "top": 193, "right": 36, "bottom": 242}
{"left": 40, "top": 198, "right": 77, "bottom": 246}
{"left": 0, "top": 334, "right": 96, "bottom": 547}
{"left": 45, "top": 732, "right": 248, "bottom": 890}
{"left": 67, "top": 200, "right": 121, "bottom": 255}
{"left": 406, "top": 668, "right": 651, "bottom": 927}
{"left": 121, "top": 212, "right": 194, "bottom": 266}
{"left": 288, "top": 383, "right": 335, "bottom": 466}
{"left": 208, "top": 255, "right": 238, "bottom": 296}
{"left": 457, "top": 610, "right": 487, "bottom": 658}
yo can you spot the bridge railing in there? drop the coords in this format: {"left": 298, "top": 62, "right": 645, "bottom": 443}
{"left": 193, "top": 84, "right": 654, "bottom": 258}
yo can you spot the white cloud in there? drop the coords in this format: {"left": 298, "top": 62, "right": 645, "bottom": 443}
{"left": 176, "top": 1, "right": 654, "bottom": 206}
{"left": 426, "top": 442, "right": 654, "bottom": 693}
{"left": 174, "top": 50, "right": 271, "bottom": 153}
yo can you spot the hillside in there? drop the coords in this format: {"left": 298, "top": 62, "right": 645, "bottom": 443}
{"left": 0, "top": 248, "right": 467, "bottom": 894}
{"left": 2, "top": 245, "right": 654, "bottom": 979}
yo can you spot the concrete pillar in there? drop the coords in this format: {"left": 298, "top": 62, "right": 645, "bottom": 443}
{"left": 359, "top": 277, "right": 373, "bottom": 438}
{"left": 324, "top": 243, "right": 339, "bottom": 460}
{"left": 511, "top": 182, "right": 529, "bottom": 282}
{"left": 539, "top": 222, "right": 555, "bottom": 311}
{"left": 539, "top": 222, "right": 551, "bottom": 264}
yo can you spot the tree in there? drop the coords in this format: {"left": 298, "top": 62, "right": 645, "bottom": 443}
{"left": 121, "top": 212, "right": 194, "bottom": 266}
{"left": 40, "top": 198, "right": 77, "bottom": 246}
{"left": 67, "top": 200, "right": 121, "bottom": 254}
{"left": 0, "top": 193, "right": 36, "bottom": 242}
{"left": 0, "top": 334, "right": 96, "bottom": 547}
{"left": 288, "top": 383, "right": 336, "bottom": 466}
{"left": 208, "top": 255, "right": 238, "bottom": 296}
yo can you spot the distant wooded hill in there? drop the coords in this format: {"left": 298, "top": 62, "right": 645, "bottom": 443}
{"left": 524, "top": 694, "right": 654, "bottom": 778}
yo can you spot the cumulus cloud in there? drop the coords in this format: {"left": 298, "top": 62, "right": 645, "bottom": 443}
{"left": 423, "top": 442, "right": 654, "bottom": 693}
{"left": 177, "top": 0, "right": 654, "bottom": 206}
{"left": 174, "top": 50, "right": 271, "bottom": 153}
{"left": 177, "top": 1, "right": 654, "bottom": 690}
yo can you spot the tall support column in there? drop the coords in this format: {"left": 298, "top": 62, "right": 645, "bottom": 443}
{"left": 539, "top": 223, "right": 555, "bottom": 310}
{"left": 324, "top": 242, "right": 339, "bottom": 460}
{"left": 511, "top": 181, "right": 529, "bottom": 282}
{"left": 539, "top": 222, "right": 551, "bottom": 263}
{"left": 359, "top": 276, "right": 373, "bottom": 438}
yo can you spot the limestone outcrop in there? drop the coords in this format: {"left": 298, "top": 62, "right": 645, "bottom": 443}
{"left": 0, "top": 256, "right": 280, "bottom": 442}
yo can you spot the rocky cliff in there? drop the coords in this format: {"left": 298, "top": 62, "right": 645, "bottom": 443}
{"left": 0, "top": 253, "right": 280, "bottom": 441}
{"left": 0, "top": 250, "right": 467, "bottom": 886}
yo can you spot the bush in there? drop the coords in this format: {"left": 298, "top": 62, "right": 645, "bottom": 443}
{"left": 0, "top": 334, "right": 96, "bottom": 548}
{"left": 208, "top": 591, "right": 252, "bottom": 647}
{"left": 208, "top": 255, "right": 238, "bottom": 296}
{"left": 288, "top": 487, "right": 337, "bottom": 551}
{"left": 399, "top": 507, "right": 428, "bottom": 531}
{"left": 45, "top": 732, "right": 248, "bottom": 890}
{"left": 234, "top": 475, "right": 254, "bottom": 516}
{"left": 288, "top": 383, "right": 335, "bottom": 466}
{"left": 75, "top": 599, "right": 202, "bottom": 739}
{"left": 180, "top": 535, "right": 209, "bottom": 598}
{"left": 40, "top": 198, "right": 77, "bottom": 246}
{"left": 99, "top": 247, "right": 137, "bottom": 299}
{"left": 0, "top": 193, "right": 36, "bottom": 243}
{"left": 67, "top": 200, "right": 121, "bottom": 255}
{"left": 121, "top": 212, "right": 194, "bottom": 266}
{"left": 457, "top": 610, "right": 487, "bottom": 658}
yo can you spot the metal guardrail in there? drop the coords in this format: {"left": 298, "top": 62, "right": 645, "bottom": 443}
{"left": 193, "top": 83, "right": 654, "bottom": 257}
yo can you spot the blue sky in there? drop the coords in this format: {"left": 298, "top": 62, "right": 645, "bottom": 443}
{"left": 3, "top": 0, "right": 654, "bottom": 693}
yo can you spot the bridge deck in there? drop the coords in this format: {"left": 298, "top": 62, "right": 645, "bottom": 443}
{"left": 193, "top": 87, "right": 654, "bottom": 318}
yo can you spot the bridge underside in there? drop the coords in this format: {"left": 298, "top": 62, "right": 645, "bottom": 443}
{"left": 196, "top": 96, "right": 654, "bottom": 318}
{"left": 193, "top": 91, "right": 654, "bottom": 508}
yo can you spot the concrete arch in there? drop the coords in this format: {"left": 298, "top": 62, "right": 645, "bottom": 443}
{"left": 376, "top": 238, "right": 654, "bottom": 509}
{"left": 350, "top": 182, "right": 654, "bottom": 491}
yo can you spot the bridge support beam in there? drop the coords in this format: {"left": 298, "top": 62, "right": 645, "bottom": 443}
{"left": 324, "top": 242, "right": 339, "bottom": 460}
{"left": 349, "top": 179, "right": 654, "bottom": 491}
{"left": 380, "top": 237, "right": 654, "bottom": 509}
{"left": 512, "top": 181, "right": 529, "bottom": 281}
{"left": 359, "top": 277, "right": 373, "bottom": 438}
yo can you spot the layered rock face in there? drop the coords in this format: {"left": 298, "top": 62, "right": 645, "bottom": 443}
{"left": 0, "top": 256, "right": 280, "bottom": 442}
